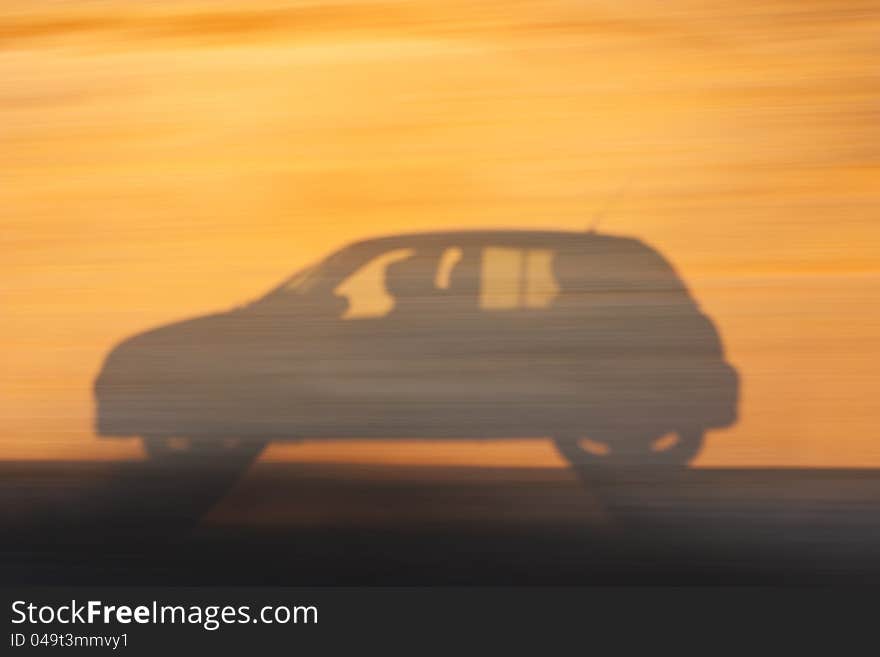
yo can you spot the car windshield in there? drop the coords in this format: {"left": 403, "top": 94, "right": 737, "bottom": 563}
{"left": 252, "top": 241, "right": 390, "bottom": 306}
{"left": 280, "top": 263, "right": 321, "bottom": 293}
{"left": 249, "top": 259, "right": 326, "bottom": 306}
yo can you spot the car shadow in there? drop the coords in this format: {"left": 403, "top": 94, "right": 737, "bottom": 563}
{"left": 91, "top": 229, "right": 740, "bottom": 534}
{"left": 8, "top": 461, "right": 880, "bottom": 584}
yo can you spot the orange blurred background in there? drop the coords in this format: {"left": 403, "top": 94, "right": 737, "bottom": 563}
{"left": 2, "top": 0, "right": 878, "bottom": 467}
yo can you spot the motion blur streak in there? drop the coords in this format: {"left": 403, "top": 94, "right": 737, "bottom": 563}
{"left": 2, "top": 0, "right": 879, "bottom": 468}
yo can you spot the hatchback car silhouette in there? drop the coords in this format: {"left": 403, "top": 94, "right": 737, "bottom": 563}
{"left": 94, "top": 230, "right": 738, "bottom": 470}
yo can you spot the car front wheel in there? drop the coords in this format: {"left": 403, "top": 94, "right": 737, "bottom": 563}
{"left": 141, "top": 436, "right": 267, "bottom": 472}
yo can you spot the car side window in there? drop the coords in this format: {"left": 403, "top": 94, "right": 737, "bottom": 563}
{"left": 434, "top": 247, "right": 463, "bottom": 291}
{"left": 333, "top": 248, "right": 415, "bottom": 319}
{"left": 480, "top": 247, "right": 559, "bottom": 310}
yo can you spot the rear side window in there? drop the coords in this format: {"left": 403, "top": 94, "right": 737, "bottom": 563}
{"left": 480, "top": 247, "right": 559, "bottom": 310}
{"left": 435, "top": 247, "right": 463, "bottom": 290}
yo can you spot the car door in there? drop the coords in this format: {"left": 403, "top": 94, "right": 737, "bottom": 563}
{"left": 300, "top": 239, "right": 572, "bottom": 438}
{"left": 459, "top": 241, "right": 575, "bottom": 433}
{"left": 306, "top": 243, "right": 462, "bottom": 435}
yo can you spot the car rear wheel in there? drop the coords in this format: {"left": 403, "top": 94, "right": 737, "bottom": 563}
{"left": 552, "top": 428, "right": 704, "bottom": 468}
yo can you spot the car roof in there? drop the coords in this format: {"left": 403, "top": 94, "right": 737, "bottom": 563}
{"left": 263, "top": 229, "right": 682, "bottom": 300}
{"left": 345, "top": 229, "right": 640, "bottom": 250}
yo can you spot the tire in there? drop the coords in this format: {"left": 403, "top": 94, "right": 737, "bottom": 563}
{"left": 142, "top": 436, "right": 266, "bottom": 472}
{"left": 553, "top": 428, "right": 704, "bottom": 468}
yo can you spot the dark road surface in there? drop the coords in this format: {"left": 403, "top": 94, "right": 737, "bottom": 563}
{"left": 3, "top": 460, "right": 880, "bottom": 584}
